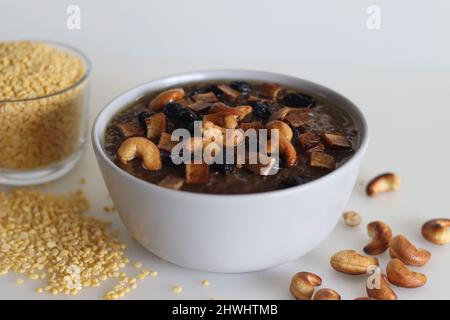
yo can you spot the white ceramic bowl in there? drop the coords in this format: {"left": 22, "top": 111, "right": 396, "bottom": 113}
{"left": 92, "top": 70, "right": 369, "bottom": 273}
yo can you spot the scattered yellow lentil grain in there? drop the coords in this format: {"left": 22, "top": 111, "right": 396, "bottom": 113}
{"left": 36, "top": 288, "right": 44, "bottom": 293}
{"left": 0, "top": 189, "right": 134, "bottom": 299}
{"left": 134, "top": 262, "right": 142, "bottom": 269}
{"left": 28, "top": 273, "right": 39, "bottom": 280}
{"left": 172, "top": 286, "right": 183, "bottom": 294}
{"left": 201, "top": 280, "right": 210, "bottom": 287}
{"left": 150, "top": 271, "right": 158, "bottom": 277}
{"left": 80, "top": 178, "right": 86, "bottom": 185}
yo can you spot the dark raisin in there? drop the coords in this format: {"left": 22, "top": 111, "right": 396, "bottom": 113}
{"left": 189, "top": 87, "right": 208, "bottom": 97}
{"left": 160, "top": 151, "right": 174, "bottom": 166}
{"left": 178, "top": 108, "right": 200, "bottom": 124}
{"left": 138, "top": 111, "right": 150, "bottom": 126}
{"left": 138, "top": 111, "right": 151, "bottom": 134}
{"left": 164, "top": 102, "right": 182, "bottom": 119}
{"left": 281, "top": 93, "right": 316, "bottom": 108}
{"left": 251, "top": 101, "right": 271, "bottom": 119}
{"left": 185, "top": 121, "right": 197, "bottom": 135}
{"left": 205, "top": 85, "right": 224, "bottom": 100}
{"left": 279, "top": 176, "right": 312, "bottom": 189}
{"left": 211, "top": 163, "right": 235, "bottom": 175}
{"left": 229, "top": 81, "right": 252, "bottom": 95}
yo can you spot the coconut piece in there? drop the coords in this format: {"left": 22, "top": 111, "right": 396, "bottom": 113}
{"left": 323, "top": 133, "right": 352, "bottom": 148}
{"left": 268, "top": 107, "right": 292, "bottom": 121}
{"left": 157, "top": 132, "right": 178, "bottom": 152}
{"left": 203, "top": 113, "right": 225, "bottom": 127}
{"left": 217, "top": 84, "right": 240, "bottom": 101}
{"left": 260, "top": 83, "right": 282, "bottom": 99}
{"left": 186, "top": 101, "right": 212, "bottom": 112}
{"left": 145, "top": 113, "right": 166, "bottom": 140}
{"left": 209, "top": 102, "right": 252, "bottom": 119}
{"left": 192, "top": 91, "right": 218, "bottom": 103}
{"left": 298, "top": 132, "right": 324, "bottom": 153}
{"left": 245, "top": 155, "right": 279, "bottom": 176}
{"left": 284, "top": 109, "right": 311, "bottom": 127}
{"left": 159, "top": 175, "right": 184, "bottom": 190}
{"left": 116, "top": 122, "right": 144, "bottom": 138}
{"left": 185, "top": 163, "right": 210, "bottom": 184}
{"left": 310, "top": 152, "right": 335, "bottom": 170}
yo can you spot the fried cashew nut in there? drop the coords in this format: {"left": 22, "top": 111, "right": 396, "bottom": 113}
{"left": 289, "top": 272, "right": 322, "bottom": 300}
{"left": 366, "top": 274, "right": 397, "bottom": 300}
{"left": 267, "top": 137, "right": 297, "bottom": 167}
{"left": 330, "top": 250, "right": 379, "bottom": 275}
{"left": 363, "top": 221, "right": 393, "bottom": 255}
{"left": 366, "top": 173, "right": 400, "bottom": 196}
{"left": 342, "top": 211, "right": 362, "bottom": 227}
{"left": 266, "top": 120, "right": 293, "bottom": 141}
{"left": 312, "top": 288, "right": 341, "bottom": 300}
{"left": 421, "top": 218, "right": 450, "bottom": 245}
{"left": 149, "top": 88, "right": 185, "bottom": 111}
{"left": 117, "top": 137, "right": 162, "bottom": 171}
{"left": 389, "top": 235, "right": 431, "bottom": 266}
{"left": 386, "top": 258, "right": 427, "bottom": 288}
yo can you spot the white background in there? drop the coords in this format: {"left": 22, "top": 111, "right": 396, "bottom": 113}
{"left": 0, "top": 0, "right": 449, "bottom": 299}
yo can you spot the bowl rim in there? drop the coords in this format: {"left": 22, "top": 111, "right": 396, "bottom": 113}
{"left": 0, "top": 40, "right": 92, "bottom": 103}
{"left": 92, "top": 69, "right": 369, "bottom": 199}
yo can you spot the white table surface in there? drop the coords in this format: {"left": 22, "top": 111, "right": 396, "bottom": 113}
{"left": 1, "top": 0, "right": 449, "bottom": 300}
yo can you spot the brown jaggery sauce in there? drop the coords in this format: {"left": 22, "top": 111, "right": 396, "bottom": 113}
{"left": 104, "top": 81, "right": 359, "bottom": 194}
